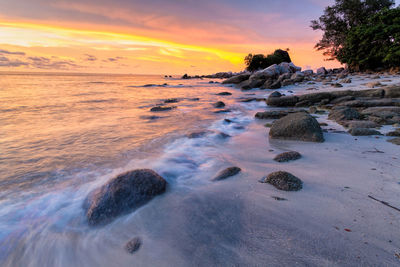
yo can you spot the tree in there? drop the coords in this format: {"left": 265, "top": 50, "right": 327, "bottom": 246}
{"left": 337, "top": 7, "right": 400, "bottom": 70}
{"left": 311, "top": 0, "right": 394, "bottom": 60}
{"left": 244, "top": 49, "right": 292, "bottom": 72}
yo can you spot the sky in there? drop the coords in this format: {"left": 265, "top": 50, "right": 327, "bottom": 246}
{"left": 0, "top": 0, "right": 395, "bottom": 74}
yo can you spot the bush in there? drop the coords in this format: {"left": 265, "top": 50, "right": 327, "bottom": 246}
{"left": 337, "top": 7, "right": 400, "bottom": 70}
{"left": 245, "top": 49, "right": 291, "bottom": 72}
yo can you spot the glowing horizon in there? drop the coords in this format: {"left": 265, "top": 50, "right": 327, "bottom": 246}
{"left": 0, "top": 0, "right": 345, "bottom": 74}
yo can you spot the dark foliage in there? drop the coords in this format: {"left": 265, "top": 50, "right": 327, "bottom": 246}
{"left": 338, "top": 7, "right": 400, "bottom": 70}
{"left": 311, "top": 0, "right": 394, "bottom": 60}
{"left": 245, "top": 49, "right": 291, "bottom": 72}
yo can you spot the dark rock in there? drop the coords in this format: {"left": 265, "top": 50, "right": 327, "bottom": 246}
{"left": 338, "top": 98, "right": 398, "bottom": 108}
{"left": 262, "top": 171, "right": 303, "bottom": 191}
{"left": 164, "top": 98, "right": 179, "bottom": 103}
{"left": 214, "top": 109, "right": 231, "bottom": 114}
{"left": 330, "top": 96, "right": 355, "bottom": 104}
{"left": 187, "top": 131, "right": 209, "bottom": 139}
{"left": 224, "top": 119, "right": 233, "bottom": 123}
{"left": 188, "top": 98, "right": 200, "bottom": 101}
{"left": 266, "top": 95, "right": 299, "bottom": 107}
{"left": 269, "top": 91, "right": 282, "bottom": 98}
{"left": 273, "top": 151, "right": 302, "bottom": 162}
{"left": 255, "top": 110, "right": 292, "bottom": 119}
{"left": 386, "top": 129, "right": 400, "bottom": 137}
{"left": 222, "top": 74, "right": 251, "bottom": 84}
{"left": 269, "top": 112, "right": 324, "bottom": 142}
{"left": 212, "top": 167, "right": 241, "bottom": 181}
{"left": 213, "top": 101, "right": 226, "bottom": 108}
{"left": 239, "top": 78, "right": 265, "bottom": 90}
{"left": 84, "top": 169, "right": 167, "bottom": 226}
{"left": 388, "top": 137, "right": 400, "bottom": 145}
{"left": 348, "top": 128, "right": 382, "bottom": 136}
{"left": 217, "top": 132, "right": 231, "bottom": 139}
{"left": 150, "top": 106, "right": 176, "bottom": 112}
{"left": 331, "top": 83, "right": 343, "bottom": 88}
{"left": 384, "top": 85, "right": 400, "bottom": 98}
{"left": 216, "top": 92, "right": 232, "bottom": 96}
{"left": 238, "top": 98, "right": 266, "bottom": 103}
{"left": 328, "top": 107, "right": 361, "bottom": 121}
{"left": 343, "top": 120, "right": 379, "bottom": 129}
{"left": 125, "top": 237, "right": 142, "bottom": 254}
{"left": 182, "top": 74, "right": 189, "bottom": 79}
{"left": 298, "top": 92, "right": 333, "bottom": 104}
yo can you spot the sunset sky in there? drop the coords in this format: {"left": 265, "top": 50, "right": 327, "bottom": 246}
{"left": 0, "top": 0, "right": 394, "bottom": 75}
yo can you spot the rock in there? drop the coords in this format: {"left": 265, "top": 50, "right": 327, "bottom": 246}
{"left": 214, "top": 109, "right": 231, "bottom": 114}
{"left": 84, "top": 169, "right": 167, "bottom": 226}
{"left": 366, "top": 81, "right": 382, "bottom": 88}
{"left": 340, "top": 78, "right": 352, "bottom": 83}
{"left": 338, "top": 98, "right": 398, "bottom": 108}
{"left": 212, "top": 167, "right": 241, "bottom": 181}
{"left": 266, "top": 95, "right": 299, "bottom": 107}
{"left": 303, "top": 70, "right": 314, "bottom": 76}
{"left": 164, "top": 98, "right": 179, "bottom": 103}
{"left": 361, "top": 106, "right": 400, "bottom": 122}
{"left": 371, "top": 75, "right": 381, "bottom": 79}
{"left": 125, "top": 237, "right": 142, "bottom": 254}
{"left": 269, "top": 112, "right": 324, "bottom": 142}
{"left": 224, "top": 118, "right": 233, "bottom": 124}
{"left": 273, "top": 151, "right": 302, "bottom": 162}
{"left": 291, "top": 72, "right": 305, "bottom": 83}
{"left": 216, "top": 92, "right": 232, "bottom": 96}
{"left": 238, "top": 98, "right": 266, "bottom": 103}
{"left": 187, "top": 131, "right": 209, "bottom": 138}
{"left": 268, "top": 80, "right": 282, "bottom": 89}
{"left": 217, "top": 132, "right": 231, "bottom": 139}
{"left": 150, "top": 106, "right": 176, "bottom": 112}
{"left": 182, "top": 74, "right": 189, "bottom": 79}
{"left": 213, "top": 101, "right": 225, "bottom": 108}
{"left": 348, "top": 128, "right": 382, "bottom": 136}
{"left": 222, "top": 74, "right": 251, "bottom": 84}
{"left": 269, "top": 91, "right": 282, "bottom": 98}
{"left": 239, "top": 78, "right": 265, "bottom": 90}
{"left": 388, "top": 137, "right": 400, "bottom": 145}
{"left": 344, "top": 120, "right": 379, "bottom": 129}
{"left": 331, "top": 83, "right": 343, "bottom": 88}
{"left": 298, "top": 92, "right": 333, "bottom": 104}
{"left": 384, "top": 85, "right": 400, "bottom": 98}
{"left": 330, "top": 96, "right": 355, "bottom": 104}
{"left": 261, "top": 171, "right": 303, "bottom": 191}
{"left": 328, "top": 107, "right": 361, "bottom": 121}
{"left": 317, "top": 67, "right": 328, "bottom": 75}
{"left": 188, "top": 98, "right": 200, "bottom": 101}
{"left": 386, "top": 129, "right": 400, "bottom": 136}
{"left": 255, "top": 110, "right": 294, "bottom": 119}
{"left": 282, "top": 79, "right": 295, "bottom": 86}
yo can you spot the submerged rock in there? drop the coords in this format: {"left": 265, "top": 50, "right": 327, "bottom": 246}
{"left": 262, "top": 171, "right": 303, "bottom": 191}
{"left": 212, "top": 167, "right": 241, "bottom": 181}
{"left": 273, "top": 151, "right": 302, "bottom": 162}
{"left": 213, "top": 101, "right": 226, "bottom": 108}
{"left": 150, "top": 106, "right": 176, "bottom": 112}
{"left": 125, "top": 237, "right": 142, "bottom": 254}
{"left": 187, "top": 131, "right": 209, "bottom": 139}
{"left": 164, "top": 98, "right": 179, "bottom": 103}
{"left": 216, "top": 92, "right": 232, "bottom": 96}
{"left": 84, "top": 169, "right": 167, "bottom": 226}
{"left": 269, "top": 112, "right": 324, "bottom": 142}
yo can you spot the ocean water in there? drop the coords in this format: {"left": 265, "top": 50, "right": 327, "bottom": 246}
{"left": 0, "top": 72, "right": 265, "bottom": 266}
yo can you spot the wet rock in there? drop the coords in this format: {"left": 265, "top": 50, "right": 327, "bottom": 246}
{"left": 328, "top": 107, "right": 361, "bottom": 121}
{"left": 269, "top": 112, "right": 324, "bottom": 142}
{"left": 273, "top": 151, "right": 302, "bottom": 162}
{"left": 291, "top": 72, "right": 305, "bottom": 82}
{"left": 213, "top": 101, "right": 226, "bottom": 108}
{"left": 188, "top": 98, "right": 200, "bottom": 101}
{"left": 261, "top": 171, "right": 303, "bottom": 191}
{"left": 317, "top": 67, "right": 328, "bottom": 75}
{"left": 269, "top": 91, "right": 282, "bottom": 98}
{"left": 187, "top": 131, "right": 209, "bottom": 139}
{"left": 338, "top": 98, "right": 398, "bottom": 108}
{"left": 330, "top": 96, "right": 355, "bottom": 104}
{"left": 266, "top": 95, "right": 299, "bottom": 107}
{"left": 331, "top": 83, "right": 343, "bottom": 88}
{"left": 150, "top": 106, "right": 176, "bottom": 112}
{"left": 344, "top": 120, "right": 379, "bottom": 129}
{"left": 164, "top": 98, "right": 179, "bottom": 103}
{"left": 255, "top": 110, "right": 292, "bottom": 119}
{"left": 361, "top": 106, "right": 400, "bottom": 124}
{"left": 216, "top": 92, "right": 232, "bottom": 96}
{"left": 348, "top": 128, "right": 382, "bottom": 136}
{"left": 340, "top": 78, "right": 352, "bottom": 83}
{"left": 214, "top": 109, "right": 231, "bottom": 113}
{"left": 386, "top": 129, "right": 400, "bottom": 136}
{"left": 222, "top": 74, "right": 251, "bottom": 84}
{"left": 84, "top": 169, "right": 167, "bottom": 226}
{"left": 212, "top": 167, "right": 241, "bottom": 181}
{"left": 298, "top": 92, "right": 333, "bottom": 105}
{"left": 125, "top": 237, "right": 142, "bottom": 254}
{"left": 384, "top": 85, "right": 400, "bottom": 98}
{"left": 388, "top": 137, "right": 400, "bottom": 145}
{"left": 239, "top": 78, "right": 265, "bottom": 90}
{"left": 217, "top": 132, "right": 231, "bottom": 139}
{"left": 224, "top": 118, "right": 233, "bottom": 124}
{"left": 238, "top": 98, "right": 266, "bottom": 103}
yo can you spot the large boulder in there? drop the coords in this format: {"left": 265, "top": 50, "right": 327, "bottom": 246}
{"left": 316, "top": 67, "right": 328, "bottom": 75}
{"left": 239, "top": 78, "right": 265, "bottom": 90}
{"left": 222, "top": 74, "right": 251, "bottom": 84}
{"left": 84, "top": 169, "right": 167, "bottom": 226}
{"left": 384, "top": 85, "right": 400, "bottom": 98}
{"left": 269, "top": 112, "right": 324, "bottom": 142}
